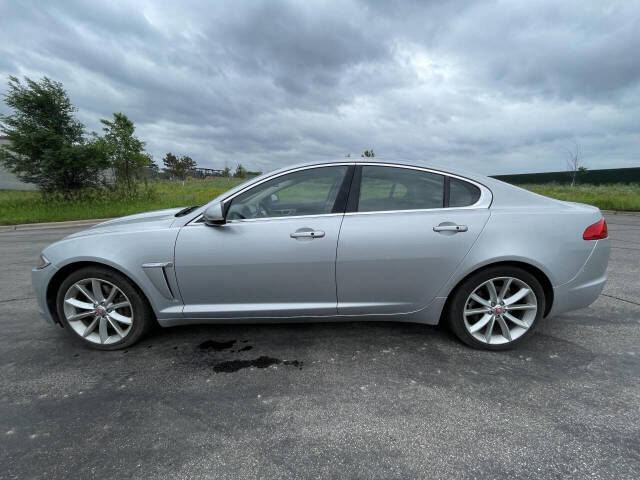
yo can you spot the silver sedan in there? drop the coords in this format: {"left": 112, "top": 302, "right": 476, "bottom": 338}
{"left": 32, "top": 160, "right": 610, "bottom": 350}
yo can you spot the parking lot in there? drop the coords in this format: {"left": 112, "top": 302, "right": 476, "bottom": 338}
{"left": 1, "top": 214, "right": 639, "bottom": 479}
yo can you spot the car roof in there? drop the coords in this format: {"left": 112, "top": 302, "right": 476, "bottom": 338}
{"left": 267, "top": 158, "right": 523, "bottom": 196}
{"left": 257, "top": 158, "right": 489, "bottom": 183}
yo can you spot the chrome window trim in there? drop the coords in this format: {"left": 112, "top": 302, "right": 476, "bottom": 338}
{"left": 188, "top": 213, "right": 345, "bottom": 226}
{"left": 227, "top": 213, "right": 344, "bottom": 224}
{"left": 344, "top": 206, "right": 484, "bottom": 217}
{"left": 187, "top": 161, "right": 492, "bottom": 225}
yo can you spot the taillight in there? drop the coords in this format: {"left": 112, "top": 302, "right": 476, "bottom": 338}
{"left": 583, "top": 218, "right": 608, "bottom": 240}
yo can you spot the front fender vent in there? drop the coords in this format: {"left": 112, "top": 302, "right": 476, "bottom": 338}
{"left": 141, "top": 262, "right": 175, "bottom": 300}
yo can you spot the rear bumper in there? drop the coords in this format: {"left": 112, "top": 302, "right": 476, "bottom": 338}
{"left": 31, "top": 264, "right": 59, "bottom": 325}
{"left": 549, "top": 237, "right": 611, "bottom": 316}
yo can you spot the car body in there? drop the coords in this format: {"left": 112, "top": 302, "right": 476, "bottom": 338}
{"left": 32, "top": 159, "right": 610, "bottom": 349}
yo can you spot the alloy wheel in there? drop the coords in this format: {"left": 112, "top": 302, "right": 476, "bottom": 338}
{"left": 63, "top": 278, "right": 134, "bottom": 345}
{"left": 463, "top": 276, "right": 538, "bottom": 345}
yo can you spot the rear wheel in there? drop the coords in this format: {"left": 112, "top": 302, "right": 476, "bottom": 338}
{"left": 56, "top": 266, "right": 154, "bottom": 350}
{"left": 447, "top": 266, "right": 545, "bottom": 350}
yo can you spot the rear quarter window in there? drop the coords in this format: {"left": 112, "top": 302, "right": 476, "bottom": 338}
{"left": 449, "top": 178, "right": 481, "bottom": 207}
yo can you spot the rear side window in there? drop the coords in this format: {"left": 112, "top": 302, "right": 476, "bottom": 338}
{"left": 358, "top": 166, "right": 444, "bottom": 212}
{"left": 449, "top": 178, "right": 481, "bottom": 207}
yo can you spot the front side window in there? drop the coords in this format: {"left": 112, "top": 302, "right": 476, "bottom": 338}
{"left": 226, "top": 166, "right": 349, "bottom": 220}
{"left": 357, "top": 166, "right": 444, "bottom": 212}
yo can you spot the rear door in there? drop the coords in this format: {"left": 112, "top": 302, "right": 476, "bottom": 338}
{"left": 336, "top": 165, "right": 490, "bottom": 315}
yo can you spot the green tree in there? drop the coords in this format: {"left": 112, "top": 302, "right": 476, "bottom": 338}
{"left": 361, "top": 149, "right": 375, "bottom": 158}
{"left": 234, "top": 163, "right": 247, "bottom": 178}
{"left": 0, "top": 76, "right": 108, "bottom": 194}
{"left": 163, "top": 152, "right": 197, "bottom": 182}
{"left": 99, "top": 112, "right": 149, "bottom": 192}
{"left": 221, "top": 166, "right": 231, "bottom": 177}
{"left": 147, "top": 156, "right": 159, "bottom": 172}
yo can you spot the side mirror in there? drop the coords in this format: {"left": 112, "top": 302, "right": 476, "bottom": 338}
{"left": 203, "top": 202, "right": 225, "bottom": 226}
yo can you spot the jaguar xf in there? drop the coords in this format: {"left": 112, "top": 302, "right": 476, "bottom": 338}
{"left": 32, "top": 160, "right": 610, "bottom": 350}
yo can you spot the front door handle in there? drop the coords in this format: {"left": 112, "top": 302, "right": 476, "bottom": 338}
{"left": 433, "top": 224, "right": 468, "bottom": 232}
{"left": 290, "top": 230, "right": 325, "bottom": 239}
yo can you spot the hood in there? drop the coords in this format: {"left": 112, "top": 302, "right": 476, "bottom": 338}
{"left": 66, "top": 207, "right": 184, "bottom": 239}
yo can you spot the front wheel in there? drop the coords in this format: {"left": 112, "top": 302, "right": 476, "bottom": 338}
{"left": 447, "top": 266, "right": 545, "bottom": 350}
{"left": 56, "top": 266, "right": 154, "bottom": 350}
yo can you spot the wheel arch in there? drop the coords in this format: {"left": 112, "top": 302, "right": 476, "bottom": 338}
{"left": 439, "top": 260, "right": 554, "bottom": 324}
{"left": 46, "top": 261, "right": 154, "bottom": 326}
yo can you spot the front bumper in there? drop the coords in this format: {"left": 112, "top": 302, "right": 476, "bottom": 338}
{"left": 31, "top": 264, "right": 59, "bottom": 325}
{"left": 549, "top": 237, "right": 611, "bottom": 316}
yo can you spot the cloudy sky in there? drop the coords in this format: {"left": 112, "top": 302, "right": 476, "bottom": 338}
{"left": 1, "top": 0, "right": 639, "bottom": 174}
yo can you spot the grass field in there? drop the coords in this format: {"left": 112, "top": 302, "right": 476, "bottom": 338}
{"left": 1, "top": 180, "right": 639, "bottom": 225}
{"left": 0, "top": 178, "right": 245, "bottom": 225}
{"left": 521, "top": 183, "right": 640, "bottom": 212}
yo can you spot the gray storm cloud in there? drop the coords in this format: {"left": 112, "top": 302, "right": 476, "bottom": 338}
{"left": 1, "top": 0, "right": 639, "bottom": 174}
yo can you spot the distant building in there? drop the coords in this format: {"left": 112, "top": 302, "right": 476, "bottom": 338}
{"left": 0, "top": 136, "right": 37, "bottom": 190}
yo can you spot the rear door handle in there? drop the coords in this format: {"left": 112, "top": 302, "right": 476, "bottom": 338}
{"left": 433, "top": 224, "right": 468, "bottom": 232}
{"left": 290, "top": 230, "right": 325, "bottom": 239}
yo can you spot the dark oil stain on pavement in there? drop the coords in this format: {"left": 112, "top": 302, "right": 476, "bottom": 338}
{"left": 199, "top": 339, "right": 236, "bottom": 351}
{"left": 196, "top": 339, "right": 302, "bottom": 373}
{"left": 212, "top": 356, "right": 303, "bottom": 373}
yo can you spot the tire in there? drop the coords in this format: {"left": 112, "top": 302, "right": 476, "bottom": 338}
{"left": 447, "top": 265, "right": 545, "bottom": 350}
{"left": 56, "top": 266, "right": 155, "bottom": 350}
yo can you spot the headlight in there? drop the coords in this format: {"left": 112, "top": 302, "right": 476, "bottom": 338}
{"left": 37, "top": 254, "right": 51, "bottom": 269}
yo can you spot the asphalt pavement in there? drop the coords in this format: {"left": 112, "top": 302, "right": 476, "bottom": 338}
{"left": 1, "top": 214, "right": 639, "bottom": 479}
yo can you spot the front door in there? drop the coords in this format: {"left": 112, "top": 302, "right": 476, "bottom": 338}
{"left": 174, "top": 164, "right": 353, "bottom": 319}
